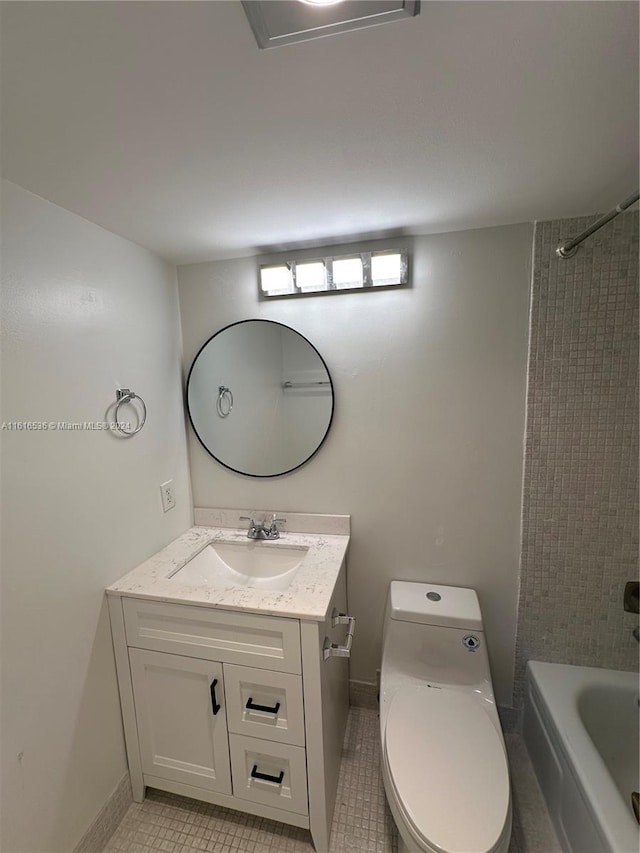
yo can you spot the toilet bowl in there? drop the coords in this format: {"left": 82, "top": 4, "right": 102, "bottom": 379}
{"left": 379, "top": 581, "right": 512, "bottom": 853}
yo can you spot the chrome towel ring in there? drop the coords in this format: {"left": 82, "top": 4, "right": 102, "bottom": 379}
{"left": 216, "top": 386, "right": 233, "bottom": 418}
{"left": 114, "top": 388, "right": 147, "bottom": 436}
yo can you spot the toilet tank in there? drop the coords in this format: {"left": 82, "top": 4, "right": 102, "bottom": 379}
{"left": 388, "top": 581, "right": 483, "bottom": 629}
{"left": 381, "top": 582, "right": 493, "bottom": 689}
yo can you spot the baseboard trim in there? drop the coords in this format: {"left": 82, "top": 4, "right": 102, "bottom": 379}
{"left": 73, "top": 772, "right": 132, "bottom": 853}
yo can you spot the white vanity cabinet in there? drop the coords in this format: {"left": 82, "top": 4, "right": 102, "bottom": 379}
{"left": 107, "top": 560, "right": 349, "bottom": 853}
{"left": 129, "top": 650, "right": 232, "bottom": 794}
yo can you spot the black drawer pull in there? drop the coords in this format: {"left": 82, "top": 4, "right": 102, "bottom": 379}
{"left": 210, "top": 679, "right": 221, "bottom": 715}
{"left": 251, "top": 764, "right": 284, "bottom": 785}
{"left": 246, "top": 697, "right": 281, "bottom": 715}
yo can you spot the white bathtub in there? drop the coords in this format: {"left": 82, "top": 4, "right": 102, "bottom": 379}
{"left": 524, "top": 660, "right": 639, "bottom": 853}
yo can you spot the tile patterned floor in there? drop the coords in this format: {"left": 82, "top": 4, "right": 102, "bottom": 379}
{"left": 104, "top": 709, "right": 559, "bottom": 853}
{"left": 505, "top": 734, "right": 562, "bottom": 853}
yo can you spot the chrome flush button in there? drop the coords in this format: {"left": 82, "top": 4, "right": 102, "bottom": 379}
{"left": 463, "top": 635, "right": 480, "bottom": 651}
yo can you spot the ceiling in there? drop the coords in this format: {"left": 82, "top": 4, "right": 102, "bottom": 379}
{"left": 2, "top": 1, "right": 638, "bottom": 264}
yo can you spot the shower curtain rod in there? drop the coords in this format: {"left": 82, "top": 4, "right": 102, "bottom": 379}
{"left": 556, "top": 190, "right": 639, "bottom": 259}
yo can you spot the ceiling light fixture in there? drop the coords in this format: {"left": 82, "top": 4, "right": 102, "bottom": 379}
{"left": 259, "top": 242, "right": 409, "bottom": 298}
{"left": 243, "top": 1, "right": 419, "bottom": 49}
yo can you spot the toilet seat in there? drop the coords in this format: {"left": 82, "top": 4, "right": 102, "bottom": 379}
{"left": 384, "top": 686, "right": 510, "bottom": 853}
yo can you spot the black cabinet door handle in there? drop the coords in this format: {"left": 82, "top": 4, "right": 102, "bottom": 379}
{"left": 210, "top": 678, "right": 221, "bottom": 715}
{"left": 251, "top": 764, "right": 284, "bottom": 785}
{"left": 246, "top": 697, "right": 281, "bottom": 715}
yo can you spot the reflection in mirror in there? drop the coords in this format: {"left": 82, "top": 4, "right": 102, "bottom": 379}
{"left": 186, "top": 320, "right": 334, "bottom": 477}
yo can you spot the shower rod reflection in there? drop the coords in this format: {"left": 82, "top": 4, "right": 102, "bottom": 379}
{"left": 282, "top": 380, "right": 331, "bottom": 388}
{"left": 556, "top": 191, "right": 639, "bottom": 259}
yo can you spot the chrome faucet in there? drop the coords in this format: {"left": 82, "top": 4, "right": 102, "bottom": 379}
{"left": 240, "top": 514, "right": 286, "bottom": 540}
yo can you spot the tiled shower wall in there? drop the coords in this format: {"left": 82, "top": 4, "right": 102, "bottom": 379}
{"left": 514, "top": 211, "right": 639, "bottom": 706}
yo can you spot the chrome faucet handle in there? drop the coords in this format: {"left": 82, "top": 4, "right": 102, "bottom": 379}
{"left": 265, "top": 515, "right": 286, "bottom": 538}
{"left": 240, "top": 517, "right": 262, "bottom": 540}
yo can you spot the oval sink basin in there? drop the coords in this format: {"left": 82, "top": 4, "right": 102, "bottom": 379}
{"left": 170, "top": 540, "right": 308, "bottom": 591}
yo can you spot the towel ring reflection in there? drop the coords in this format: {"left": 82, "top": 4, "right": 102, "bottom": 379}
{"left": 114, "top": 388, "right": 147, "bottom": 436}
{"left": 217, "top": 386, "right": 233, "bottom": 418}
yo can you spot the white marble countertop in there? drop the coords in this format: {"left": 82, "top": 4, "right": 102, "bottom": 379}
{"left": 106, "top": 525, "right": 350, "bottom": 622}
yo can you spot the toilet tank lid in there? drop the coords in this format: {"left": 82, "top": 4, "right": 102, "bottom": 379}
{"left": 389, "top": 582, "right": 483, "bottom": 630}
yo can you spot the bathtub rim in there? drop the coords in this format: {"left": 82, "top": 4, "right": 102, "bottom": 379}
{"left": 525, "top": 660, "right": 638, "bottom": 853}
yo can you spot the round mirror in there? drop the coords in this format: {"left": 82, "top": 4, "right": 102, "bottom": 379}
{"left": 186, "top": 320, "right": 334, "bottom": 477}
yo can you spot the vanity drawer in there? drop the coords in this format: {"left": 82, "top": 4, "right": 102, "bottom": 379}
{"left": 122, "top": 598, "right": 301, "bottom": 674}
{"left": 224, "top": 664, "right": 305, "bottom": 746}
{"left": 229, "top": 733, "right": 308, "bottom": 816}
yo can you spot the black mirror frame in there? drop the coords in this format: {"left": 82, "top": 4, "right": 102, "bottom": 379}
{"left": 185, "top": 319, "right": 335, "bottom": 478}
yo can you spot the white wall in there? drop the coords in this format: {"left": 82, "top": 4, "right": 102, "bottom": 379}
{"left": 0, "top": 181, "right": 192, "bottom": 852}
{"left": 178, "top": 224, "right": 533, "bottom": 707}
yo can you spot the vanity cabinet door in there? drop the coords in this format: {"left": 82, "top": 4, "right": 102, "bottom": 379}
{"left": 129, "top": 649, "right": 232, "bottom": 795}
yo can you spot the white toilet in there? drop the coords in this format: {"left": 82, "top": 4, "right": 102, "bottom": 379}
{"left": 379, "top": 581, "right": 512, "bottom": 853}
